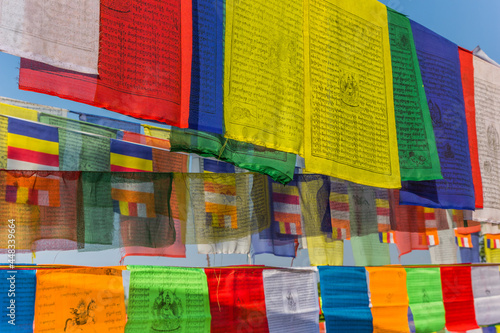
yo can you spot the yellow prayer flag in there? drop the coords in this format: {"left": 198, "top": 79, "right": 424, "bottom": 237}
{"left": 303, "top": 0, "right": 400, "bottom": 188}
{"left": 0, "top": 103, "right": 38, "bottom": 121}
{"left": 223, "top": 0, "right": 305, "bottom": 155}
{"left": 142, "top": 124, "right": 172, "bottom": 141}
{"left": 485, "top": 246, "right": 500, "bottom": 263}
{"left": 307, "top": 236, "right": 344, "bottom": 266}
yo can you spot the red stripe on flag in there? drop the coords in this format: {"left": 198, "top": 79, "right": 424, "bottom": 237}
{"left": 330, "top": 202, "right": 349, "bottom": 211}
{"left": 273, "top": 192, "right": 299, "bottom": 205}
{"left": 8, "top": 146, "right": 59, "bottom": 167}
{"left": 110, "top": 165, "right": 152, "bottom": 172}
{"left": 128, "top": 202, "right": 138, "bottom": 217}
{"left": 28, "top": 189, "right": 38, "bottom": 205}
{"left": 376, "top": 207, "right": 390, "bottom": 216}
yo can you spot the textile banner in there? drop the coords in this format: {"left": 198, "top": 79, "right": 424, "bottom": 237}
{"left": 471, "top": 55, "right": 500, "bottom": 223}
{"left": 470, "top": 266, "right": 500, "bottom": 326}
{"left": 400, "top": 21, "right": 475, "bottom": 210}
{"left": 0, "top": 97, "right": 68, "bottom": 117}
{"left": 318, "top": 266, "right": 372, "bottom": 332}
{"left": 459, "top": 232, "right": 480, "bottom": 263}
{"left": 366, "top": 267, "right": 409, "bottom": 333}
{"left": 0, "top": 269, "right": 36, "bottom": 332}
{"left": 0, "top": 103, "right": 39, "bottom": 121}
{"left": 224, "top": 0, "right": 304, "bottom": 156}
{"left": 205, "top": 268, "right": 269, "bottom": 333}
{"left": 0, "top": 0, "right": 99, "bottom": 73}
{"left": 170, "top": 127, "right": 297, "bottom": 184}
{"left": 34, "top": 267, "right": 126, "bottom": 332}
{"left": 304, "top": 0, "right": 400, "bottom": 189}
{"left": 405, "top": 267, "right": 445, "bottom": 333}
{"left": 458, "top": 48, "right": 483, "bottom": 208}
{"left": 126, "top": 266, "right": 211, "bottom": 332}
{"left": 387, "top": 8, "right": 442, "bottom": 182}
{"left": 190, "top": 0, "right": 225, "bottom": 134}
{"left": 19, "top": 0, "right": 193, "bottom": 127}
{"left": 263, "top": 269, "right": 320, "bottom": 333}
{"left": 78, "top": 112, "right": 141, "bottom": 133}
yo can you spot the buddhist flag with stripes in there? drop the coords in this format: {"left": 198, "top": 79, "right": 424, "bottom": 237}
{"left": 7, "top": 118, "right": 59, "bottom": 170}
{"left": 485, "top": 234, "right": 500, "bottom": 249}
{"left": 271, "top": 179, "right": 302, "bottom": 236}
{"left": 375, "top": 189, "right": 391, "bottom": 231}
{"left": 203, "top": 159, "right": 237, "bottom": 229}
{"left": 426, "top": 228, "right": 439, "bottom": 246}
{"left": 110, "top": 139, "right": 153, "bottom": 172}
{"left": 379, "top": 231, "right": 396, "bottom": 244}
{"left": 5, "top": 172, "right": 60, "bottom": 207}
{"left": 455, "top": 229, "right": 473, "bottom": 248}
{"left": 330, "top": 180, "right": 350, "bottom": 240}
{"left": 111, "top": 182, "right": 156, "bottom": 218}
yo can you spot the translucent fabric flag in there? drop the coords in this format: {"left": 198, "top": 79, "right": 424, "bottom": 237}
{"left": 0, "top": 171, "right": 80, "bottom": 253}
{"left": 263, "top": 269, "right": 320, "bottom": 333}
{"left": 485, "top": 246, "right": 500, "bottom": 264}
{"left": 440, "top": 266, "right": 479, "bottom": 331}
{"left": 304, "top": 0, "right": 400, "bottom": 189}
{"left": 205, "top": 268, "right": 269, "bottom": 333}
{"left": 400, "top": 21, "right": 475, "bottom": 210}
{"left": 0, "top": 269, "right": 36, "bottom": 332}
{"left": 0, "top": 96, "right": 68, "bottom": 117}
{"left": 19, "top": 0, "right": 193, "bottom": 127}
{"left": 329, "top": 179, "right": 350, "bottom": 240}
{"left": 190, "top": 0, "right": 224, "bottom": 133}
{"left": 34, "top": 267, "right": 127, "bottom": 332}
{"left": 366, "top": 267, "right": 410, "bottom": 333}
{"left": 459, "top": 232, "right": 480, "bottom": 263}
{"left": 224, "top": 0, "right": 304, "bottom": 155}
{"left": 251, "top": 228, "right": 296, "bottom": 258}
{"left": 0, "top": 0, "right": 99, "bottom": 73}
{"left": 126, "top": 266, "right": 211, "bottom": 333}
{"left": 458, "top": 48, "right": 483, "bottom": 208}
{"left": 471, "top": 55, "right": 500, "bottom": 222}
{"left": 0, "top": 103, "right": 38, "bottom": 121}
{"left": 318, "top": 266, "right": 373, "bottom": 332}
{"left": 405, "top": 267, "right": 445, "bottom": 333}
{"left": 387, "top": 8, "right": 441, "bottom": 182}
{"left": 169, "top": 127, "right": 297, "bottom": 184}
{"left": 471, "top": 266, "right": 500, "bottom": 326}
{"left": 39, "top": 113, "right": 120, "bottom": 139}
{"left": 430, "top": 211, "right": 458, "bottom": 264}
{"left": 77, "top": 112, "right": 141, "bottom": 133}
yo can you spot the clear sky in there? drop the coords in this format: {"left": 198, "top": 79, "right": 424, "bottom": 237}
{"left": 0, "top": 0, "right": 498, "bottom": 267}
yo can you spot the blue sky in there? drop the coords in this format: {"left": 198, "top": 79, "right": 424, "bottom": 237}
{"left": 0, "top": 1, "right": 497, "bottom": 266}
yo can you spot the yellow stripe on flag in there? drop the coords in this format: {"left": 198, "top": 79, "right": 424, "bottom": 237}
{"left": 7, "top": 133, "right": 59, "bottom": 155}
{"left": 110, "top": 153, "right": 153, "bottom": 171}
{"left": 119, "top": 201, "right": 129, "bottom": 216}
{"left": 330, "top": 193, "right": 349, "bottom": 203}
{"left": 16, "top": 187, "right": 29, "bottom": 204}
{"left": 0, "top": 103, "right": 38, "bottom": 121}
{"left": 272, "top": 183, "right": 300, "bottom": 196}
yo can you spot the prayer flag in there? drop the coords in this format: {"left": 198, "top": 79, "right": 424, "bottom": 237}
{"left": 111, "top": 182, "right": 156, "bottom": 218}
{"left": 272, "top": 180, "right": 302, "bottom": 236}
{"left": 7, "top": 118, "right": 59, "bottom": 170}
{"left": 329, "top": 180, "right": 350, "bottom": 240}
{"left": 426, "top": 228, "right": 440, "bottom": 246}
{"left": 471, "top": 266, "right": 500, "bottom": 326}
{"left": 110, "top": 139, "right": 153, "bottom": 172}
{"left": 5, "top": 172, "right": 60, "bottom": 207}
{"left": 455, "top": 229, "right": 473, "bottom": 248}
{"left": 486, "top": 234, "right": 500, "bottom": 249}
{"left": 0, "top": 269, "right": 36, "bottom": 332}
{"left": 379, "top": 231, "right": 395, "bottom": 244}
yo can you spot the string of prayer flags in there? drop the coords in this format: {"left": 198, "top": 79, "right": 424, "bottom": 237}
{"left": 470, "top": 266, "right": 500, "bottom": 326}
{"left": 318, "top": 266, "right": 373, "bottom": 332}
{"left": 304, "top": 0, "right": 400, "bottom": 189}
{"left": 0, "top": 0, "right": 99, "bottom": 73}
{"left": 456, "top": 229, "right": 474, "bottom": 248}
{"left": 189, "top": 0, "right": 224, "bottom": 134}
{"left": 440, "top": 266, "right": 479, "bottom": 331}
{"left": 169, "top": 127, "right": 297, "bottom": 184}
{"left": 262, "top": 269, "right": 320, "bottom": 333}
{"left": 223, "top": 0, "right": 304, "bottom": 156}
{"left": 405, "top": 267, "right": 446, "bottom": 333}
{"left": 7, "top": 117, "right": 59, "bottom": 170}
{"left": 126, "top": 266, "right": 211, "bottom": 333}
{"left": 471, "top": 54, "right": 500, "bottom": 223}
{"left": 458, "top": 48, "right": 484, "bottom": 209}
{"left": 34, "top": 267, "right": 127, "bottom": 332}
{"left": 205, "top": 268, "right": 269, "bottom": 333}
{"left": 400, "top": 21, "right": 475, "bottom": 210}
{"left": 19, "top": 0, "right": 193, "bottom": 127}
{"left": 366, "top": 267, "right": 410, "bottom": 333}
{"left": 0, "top": 269, "right": 36, "bottom": 332}
{"left": 387, "top": 8, "right": 442, "bottom": 182}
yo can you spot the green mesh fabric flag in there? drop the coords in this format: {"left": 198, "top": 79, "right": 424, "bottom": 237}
{"left": 387, "top": 9, "right": 442, "bottom": 181}
{"left": 170, "top": 127, "right": 296, "bottom": 184}
{"left": 350, "top": 234, "right": 390, "bottom": 266}
{"left": 39, "top": 112, "right": 120, "bottom": 138}
{"left": 405, "top": 267, "right": 446, "bottom": 333}
{"left": 126, "top": 266, "right": 211, "bottom": 333}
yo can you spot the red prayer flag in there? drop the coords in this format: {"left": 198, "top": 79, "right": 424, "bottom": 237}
{"left": 19, "top": 0, "right": 192, "bottom": 127}
{"left": 440, "top": 266, "right": 479, "bottom": 332}
{"left": 458, "top": 47, "right": 483, "bottom": 208}
{"left": 205, "top": 268, "right": 269, "bottom": 333}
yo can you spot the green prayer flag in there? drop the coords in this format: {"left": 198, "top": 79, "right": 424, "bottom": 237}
{"left": 39, "top": 113, "right": 120, "bottom": 138}
{"left": 170, "top": 128, "right": 296, "bottom": 184}
{"left": 126, "top": 266, "right": 211, "bottom": 333}
{"left": 350, "top": 234, "right": 390, "bottom": 266}
{"left": 387, "top": 9, "right": 442, "bottom": 181}
{"left": 405, "top": 267, "right": 446, "bottom": 333}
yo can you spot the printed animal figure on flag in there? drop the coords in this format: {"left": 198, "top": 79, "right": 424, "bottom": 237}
{"left": 64, "top": 299, "right": 97, "bottom": 333}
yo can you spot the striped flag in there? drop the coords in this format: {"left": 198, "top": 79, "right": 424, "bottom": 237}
{"left": 426, "top": 228, "right": 439, "bottom": 246}
{"left": 203, "top": 159, "right": 237, "bottom": 229}
{"left": 330, "top": 181, "right": 350, "bottom": 240}
{"left": 7, "top": 118, "right": 59, "bottom": 170}
{"left": 379, "top": 231, "right": 396, "bottom": 244}
{"left": 111, "top": 182, "right": 156, "bottom": 218}
{"left": 485, "top": 234, "right": 500, "bottom": 249}
{"left": 455, "top": 229, "right": 473, "bottom": 248}
{"left": 272, "top": 180, "right": 302, "bottom": 236}
{"left": 375, "top": 189, "right": 391, "bottom": 230}
{"left": 110, "top": 139, "right": 153, "bottom": 172}
{"left": 5, "top": 172, "right": 60, "bottom": 207}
